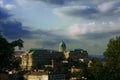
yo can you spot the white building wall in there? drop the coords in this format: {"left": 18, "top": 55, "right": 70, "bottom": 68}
{"left": 28, "top": 75, "right": 48, "bottom": 80}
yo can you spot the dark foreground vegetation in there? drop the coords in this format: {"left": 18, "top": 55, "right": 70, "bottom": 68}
{"left": 86, "top": 36, "right": 120, "bottom": 80}
{"left": 0, "top": 35, "right": 23, "bottom": 70}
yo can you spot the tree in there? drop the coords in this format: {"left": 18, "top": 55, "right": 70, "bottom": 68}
{"left": 0, "top": 35, "right": 23, "bottom": 70}
{"left": 87, "top": 59, "right": 104, "bottom": 80}
{"left": 103, "top": 36, "right": 120, "bottom": 80}
{"left": 104, "top": 36, "right": 120, "bottom": 68}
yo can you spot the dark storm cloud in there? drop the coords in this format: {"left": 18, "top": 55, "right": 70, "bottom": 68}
{"left": 39, "top": 0, "right": 65, "bottom": 5}
{"left": 0, "top": 7, "right": 32, "bottom": 39}
{"left": 55, "top": 6, "right": 119, "bottom": 19}
{"left": 0, "top": 8, "right": 11, "bottom": 20}
{"left": 0, "top": 6, "right": 60, "bottom": 39}
{"left": 0, "top": 21, "right": 32, "bottom": 39}
{"left": 0, "top": 6, "right": 76, "bottom": 43}
{"left": 61, "top": 7, "right": 99, "bottom": 19}
{"left": 35, "top": 0, "right": 111, "bottom": 5}
{"left": 34, "top": 0, "right": 82, "bottom": 5}
{"left": 82, "top": 30, "right": 120, "bottom": 39}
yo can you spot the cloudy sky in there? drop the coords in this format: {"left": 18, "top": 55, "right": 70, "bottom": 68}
{"left": 0, "top": 0, "right": 120, "bottom": 54}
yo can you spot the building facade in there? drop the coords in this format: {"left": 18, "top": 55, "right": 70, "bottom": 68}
{"left": 20, "top": 41, "right": 88, "bottom": 70}
{"left": 21, "top": 49, "right": 64, "bottom": 70}
{"left": 24, "top": 72, "right": 65, "bottom": 80}
{"left": 64, "top": 49, "right": 88, "bottom": 61}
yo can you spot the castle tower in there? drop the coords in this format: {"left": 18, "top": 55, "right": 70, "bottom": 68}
{"left": 59, "top": 40, "right": 66, "bottom": 52}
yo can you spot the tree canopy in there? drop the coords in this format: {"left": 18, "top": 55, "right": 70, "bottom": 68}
{"left": 104, "top": 36, "right": 120, "bottom": 68}
{"left": 0, "top": 35, "right": 23, "bottom": 70}
{"left": 103, "top": 36, "right": 120, "bottom": 80}
{"left": 86, "top": 36, "right": 120, "bottom": 80}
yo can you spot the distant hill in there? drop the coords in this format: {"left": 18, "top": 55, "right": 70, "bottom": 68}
{"left": 89, "top": 54, "right": 104, "bottom": 58}
{"left": 88, "top": 54, "right": 105, "bottom": 61}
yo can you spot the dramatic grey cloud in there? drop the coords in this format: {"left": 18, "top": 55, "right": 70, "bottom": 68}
{"left": 0, "top": 3, "right": 75, "bottom": 47}
{"left": 59, "top": 21, "right": 120, "bottom": 40}
{"left": 82, "top": 30, "right": 120, "bottom": 40}
{"left": 0, "top": 6, "right": 32, "bottom": 39}
{"left": 0, "top": 21, "right": 32, "bottom": 39}
{"left": 30, "top": 0, "right": 81, "bottom": 5}
{"left": 32, "top": 0, "right": 117, "bottom": 5}
{"left": 54, "top": 1, "right": 120, "bottom": 19}
{"left": 39, "top": 0, "right": 65, "bottom": 5}
{"left": 0, "top": 7, "right": 11, "bottom": 19}
{"left": 54, "top": 6, "right": 99, "bottom": 19}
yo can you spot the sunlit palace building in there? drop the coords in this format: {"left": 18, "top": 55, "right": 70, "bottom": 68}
{"left": 20, "top": 41, "right": 88, "bottom": 70}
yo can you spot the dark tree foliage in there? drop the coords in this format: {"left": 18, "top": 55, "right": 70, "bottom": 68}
{"left": 86, "top": 36, "right": 120, "bottom": 80}
{"left": 104, "top": 36, "right": 120, "bottom": 68}
{"left": 103, "top": 36, "right": 120, "bottom": 80}
{"left": 87, "top": 59, "right": 104, "bottom": 80}
{"left": 0, "top": 35, "right": 23, "bottom": 70}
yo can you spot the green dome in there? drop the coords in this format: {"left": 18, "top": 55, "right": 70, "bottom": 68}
{"left": 59, "top": 40, "right": 67, "bottom": 52}
{"left": 59, "top": 41, "right": 66, "bottom": 47}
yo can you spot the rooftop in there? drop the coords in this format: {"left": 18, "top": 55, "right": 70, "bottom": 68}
{"left": 28, "top": 48, "right": 58, "bottom": 53}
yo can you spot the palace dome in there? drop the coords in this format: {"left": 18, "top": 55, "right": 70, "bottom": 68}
{"left": 59, "top": 41, "right": 66, "bottom": 47}
{"left": 59, "top": 41, "right": 66, "bottom": 52}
